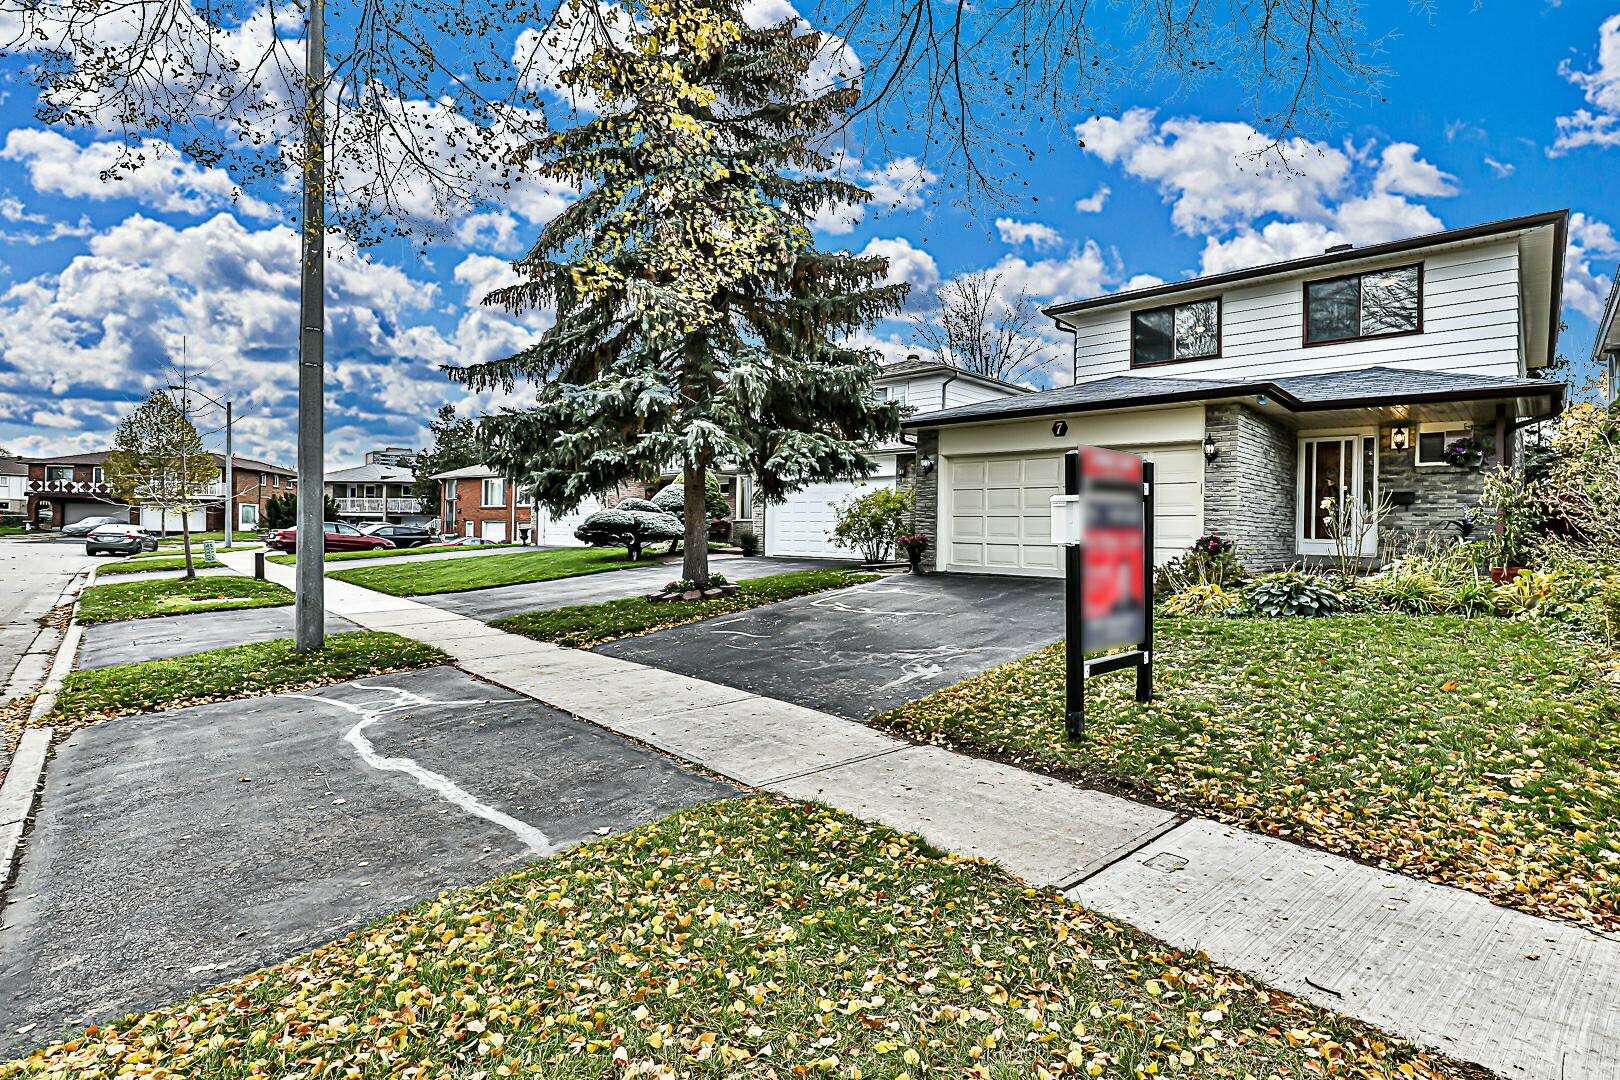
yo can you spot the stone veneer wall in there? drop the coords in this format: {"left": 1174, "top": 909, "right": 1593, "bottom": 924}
{"left": 913, "top": 430, "right": 940, "bottom": 570}
{"left": 1377, "top": 426, "right": 1487, "bottom": 554}
{"left": 1202, "top": 403, "right": 1296, "bottom": 571}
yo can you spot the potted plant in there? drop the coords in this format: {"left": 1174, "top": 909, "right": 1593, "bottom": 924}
{"left": 896, "top": 533, "right": 930, "bottom": 573}
{"left": 1443, "top": 437, "right": 1493, "bottom": 469}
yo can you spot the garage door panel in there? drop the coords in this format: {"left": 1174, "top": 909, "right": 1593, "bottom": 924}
{"left": 945, "top": 446, "right": 1202, "bottom": 577}
{"left": 764, "top": 464, "right": 896, "bottom": 558}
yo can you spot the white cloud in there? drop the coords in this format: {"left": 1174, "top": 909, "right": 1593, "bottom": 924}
{"left": 860, "top": 236, "right": 938, "bottom": 295}
{"left": 1564, "top": 211, "right": 1619, "bottom": 321}
{"left": 1484, "top": 156, "right": 1515, "bottom": 179}
{"left": 1373, "top": 143, "right": 1457, "bottom": 197}
{"left": 2, "top": 129, "right": 275, "bottom": 219}
{"left": 994, "top": 218, "right": 1063, "bottom": 251}
{"left": 1554, "top": 14, "right": 1620, "bottom": 153}
{"left": 1197, "top": 221, "right": 1344, "bottom": 275}
{"left": 809, "top": 154, "right": 937, "bottom": 234}
{"left": 1073, "top": 185, "right": 1110, "bottom": 213}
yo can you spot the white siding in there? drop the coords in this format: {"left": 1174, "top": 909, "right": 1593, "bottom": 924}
{"left": 1069, "top": 239, "right": 1524, "bottom": 384}
{"left": 877, "top": 372, "right": 1023, "bottom": 412}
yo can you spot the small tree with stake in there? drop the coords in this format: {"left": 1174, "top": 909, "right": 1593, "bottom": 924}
{"left": 455, "top": 0, "right": 906, "bottom": 591}
{"left": 105, "top": 391, "right": 220, "bottom": 579}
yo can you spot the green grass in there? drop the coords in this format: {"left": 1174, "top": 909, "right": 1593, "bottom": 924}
{"left": 131, "top": 543, "right": 257, "bottom": 558}
{"left": 76, "top": 576, "right": 292, "bottom": 624}
{"left": 494, "top": 567, "right": 879, "bottom": 646}
{"left": 874, "top": 613, "right": 1620, "bottom": 932}
{"left": 0, "top": 798, "right": 1466, "bottom": 1080}
{"left": 51, "top": 632, "right": 448, "bottom": 725}
{"left": 95, "top": 555, "right": 224, "bottom": 576}
{"left": 156, "top": 530, "right": 231, "bottom": 546}
{"left": 0, "top": 525, "right": 25, "bottom": 536}
{"left": 330, "top": 545, "right": 648, "bottom": 596}
{"left": 266, "top": 542, "right": 493, "bottom": 566}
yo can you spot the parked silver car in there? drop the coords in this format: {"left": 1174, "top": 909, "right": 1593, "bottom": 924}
{"left": 62, "top": 514, "right": 128, "bottom": 537}
{"left": 85, "top": 523, "right": 159, "bottom": 556}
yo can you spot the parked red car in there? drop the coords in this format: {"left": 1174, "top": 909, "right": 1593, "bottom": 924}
{"left": 268, "top": 521, "right": 396, "bottom": 553}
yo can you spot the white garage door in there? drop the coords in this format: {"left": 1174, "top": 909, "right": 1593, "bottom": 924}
{"left": 484, "top": 520, "right": 507, "bottom": 544}
{"left": 765, "top": 460, "right": 896, "bottom": 559}
{"left": 534, "top": 495, "right": 603, "bottom": 546}
{"left": 139, "top": 506, "right": 206, "bottom": 532}
{"left": 944, "top": 445, "right": 1202, "bottom": 578}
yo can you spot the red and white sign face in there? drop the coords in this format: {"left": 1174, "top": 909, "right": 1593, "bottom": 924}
{"left": 1079, "top": 447, "right": 1145, "bottom": 653}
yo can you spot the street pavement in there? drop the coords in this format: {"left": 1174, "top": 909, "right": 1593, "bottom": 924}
{"left": 0, "top": 667, "right": 731, "bottom": 1047}
{"left": 416, "top": 554, "right": 835, "bottom": 622}
{"left": 0, "top": 539, "right": 95, "bottom": 698}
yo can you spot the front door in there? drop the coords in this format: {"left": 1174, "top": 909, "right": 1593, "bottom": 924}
{"left": 1297, "top": 432, "right": 1378, "bottom": 557}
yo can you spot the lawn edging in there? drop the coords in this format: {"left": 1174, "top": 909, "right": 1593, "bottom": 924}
{"left": 494, "top": 567, "right": 881, "bottom": 647}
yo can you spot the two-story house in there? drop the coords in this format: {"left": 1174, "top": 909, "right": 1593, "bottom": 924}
{"left": 0, "top": 456, "right": 26, "bottom": 519}
{"left": 900, "top": 211, "right": 1570, "bottom": 576}
{"left": 324, "top": 448, "right": 431, "bottom": 526}
{"left": 755, "top": 357, "right": 1029, "bottom": 558}
{"left": 22, "top": 451, "right": 295, "bottom": 530}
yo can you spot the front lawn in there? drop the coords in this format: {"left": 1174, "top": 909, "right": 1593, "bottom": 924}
{"left": 874, "top": 613, "right": 1620, "bottom": 931}
{"left": 495, "top": 567, "right": 880, "bottom": 646}
{"left": 1, "top": 798, "right": 1464, "bottom": 1080}
{"left": 76, "top": 576, "right": 292, "bottom": 624}
{"left": 50, "top": 632, "right": 448, "bottom": 727}
{"left": 266, "top": 542, "right": 497, "bottom": 566}
{"left": 329, "top": 545, "right": 648, "bottom": 596}
{"left": 95, "top": 555, "right": 224, "bottom": 575}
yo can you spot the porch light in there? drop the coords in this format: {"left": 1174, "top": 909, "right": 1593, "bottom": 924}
{"left": 917, "top": 454, "right": 936, "bottom": 475}
{"left": 1202, "top": 433, "right": 1220, "bottom": 463}
{"left": 1391, "top": 425, "right": 1410, "bottom": 451}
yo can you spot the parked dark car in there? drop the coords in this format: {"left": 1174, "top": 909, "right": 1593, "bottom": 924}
{"left": 360, "top": 523, "right": 436, "bottom": 548}
{"left": 85, "top": 523, "right": 159, "bottom": 556}
{"left": 268, "top": 521, "right": 395, "bottom": 553}
{"left": 62, "top": 514, "right": 128, "bottom": 537}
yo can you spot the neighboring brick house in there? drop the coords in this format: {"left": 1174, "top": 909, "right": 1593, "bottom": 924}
{"left": 898, "top": 211, "right": 1569, "bottom": 575}
{"left": 433, "top": 464, "right": 690, "bottom": 544}
{"left": 22, "top": 450, "right": 295, "bottom": 530}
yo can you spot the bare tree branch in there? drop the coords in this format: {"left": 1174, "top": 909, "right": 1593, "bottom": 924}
{"left": 909, "top": 269, "right": 1058, "bottom": 384}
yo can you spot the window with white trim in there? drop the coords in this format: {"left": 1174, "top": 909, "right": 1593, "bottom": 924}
{"left": 1414, "top": 423, "right": 1473, "bottom": 467}
{"left": 481, "top": 478, "right": 505, "bottom": 506}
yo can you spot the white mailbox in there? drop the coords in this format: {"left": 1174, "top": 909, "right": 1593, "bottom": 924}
{"left": 1049, "top": 494, "right": 1082, "bottom": 547}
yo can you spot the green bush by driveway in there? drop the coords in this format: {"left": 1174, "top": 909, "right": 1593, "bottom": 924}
{"left": 330, "top": 546, "right": 645, "bottom": 596}
{"left": 494, "top": 568, "right": 879, "bottom": 646}
{"left": 874, "top": 614, "right": 1620, "bottom": 932}
{"left": 76, "top": 576, "right": 292, "bottom": 624}
{"left": 51, "top": 632, "right": 448, "bottom": 726}
{"left": 1, "top": 798, "right": 1465, "bottom": 1080}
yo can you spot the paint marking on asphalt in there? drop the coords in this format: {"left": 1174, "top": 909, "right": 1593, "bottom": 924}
{"left": 287, "top": 681, "right": 556, "bottom": 856}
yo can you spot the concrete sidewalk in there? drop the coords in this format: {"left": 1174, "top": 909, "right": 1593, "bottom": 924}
{"left": 222, "top": 551, "right": 1620, "bottom": 1079}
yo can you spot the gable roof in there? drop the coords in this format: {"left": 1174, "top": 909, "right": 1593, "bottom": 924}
{"left": 901, "top": 366, "right": 1566, "bottom": 429}
{"left": 325, "top": 461, "right": 414, "bottom": 483}
{"left": 0, "top": 456, "right": 25, "bottom": 477}
{"left": 878, "top": 358, "right": 1033, "bottom": 395}
{"left": 20, "top": 450, "right": 294, "bottom": 474}
{"left": 430, "top": 463, "right": 502, "bottom": 481}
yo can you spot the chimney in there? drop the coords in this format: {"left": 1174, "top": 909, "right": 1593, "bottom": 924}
{"left": 906, "top": 352, "right": 921, "bottom": 363}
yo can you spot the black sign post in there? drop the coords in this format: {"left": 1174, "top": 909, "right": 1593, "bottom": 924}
{"left": 1059, "top": 452, "right": 1155, "bottom": 741}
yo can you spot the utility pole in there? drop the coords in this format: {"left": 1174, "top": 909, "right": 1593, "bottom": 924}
{"left": 294, "top": 0, "right": 327, "bottom": 653}
{"left": 177, "top": 382, "right": 235, "bottom": 547}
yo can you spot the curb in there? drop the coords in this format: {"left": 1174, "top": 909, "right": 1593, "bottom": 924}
{"left": 0, "top": 726, "right": 51, "bottom": 892}
{"left": 0, "top": 569, "right": 89, "bottom": 706}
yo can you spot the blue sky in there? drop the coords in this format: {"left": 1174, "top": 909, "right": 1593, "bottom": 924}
{"left": 0, "top": 2, "right": 1615, "bottom": 467}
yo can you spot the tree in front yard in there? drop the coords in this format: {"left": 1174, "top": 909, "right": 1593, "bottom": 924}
{"left": 410, "top": 405, "right": 481, "bottom": 511}
{"left": 452, "top": 0, "right": 906, "bottom": 590}
{"left": 653, "top": 475, "right": 730, "bottom": 553}
{"left": 105, "top": 391, "right": 220, "bottom": 578}
{"left": 574, "top": 500, "right": 684, "bottom": 562}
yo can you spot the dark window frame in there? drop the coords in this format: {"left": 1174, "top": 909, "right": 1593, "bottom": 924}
{"left": 1302, "top": 262, "right": 1424, "bottom": 347}
{"left": 1128, "top": 296, "right": 1223, "bottom": 368}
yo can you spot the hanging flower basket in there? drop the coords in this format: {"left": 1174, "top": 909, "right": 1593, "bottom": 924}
{"left": 1442, "top": 437, "right": 1493, "bottom": 469}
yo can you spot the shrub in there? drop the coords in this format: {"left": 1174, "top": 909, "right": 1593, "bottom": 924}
{"left": 652, "top": 474, "right": 730, "bottom": 521}
{"left": 1241, "top": 570, "right": 1346, "bottom": 618}
{"left": 735, "top": 525, "right": 760, "bottom": 557}
{"left": 1163, "top": 583, "right": 1240, "bottom": 617}
{"left": 1493, "top": 569, "right": 1582, "bottom": 620}
{"left": 1155, "top": 545, "right": 1247, "bottom": 594}
{"left": 1479, "top": 467, "right": 1544, "bottom": 567}
{"left": 831, "top": 486, "right": 914, "bottom": 564}
{"left": 262, "top": 492, "right": 297, "bottom": 530}
{"left": 574, "top": 505, "right": 683, "bottom": 561}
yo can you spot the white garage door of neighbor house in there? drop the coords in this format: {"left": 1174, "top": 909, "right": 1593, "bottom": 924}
{"left": 944, "top": 445, "right": 1202, "bottom": 577}
{"left": 534, "top": 495, "right": 603, "bottom": 546}
{"left": 765, "top": 465, "right": 896, "bottom": 559}
{"left": 139, "top": 507, "right": 206, "bottom": 532}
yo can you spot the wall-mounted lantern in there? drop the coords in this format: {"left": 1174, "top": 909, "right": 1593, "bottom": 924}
{"left": 918, "top": 454, "right": 936, "bottom": 475}
{"left": 1391, "top": 424, "right": 1410, "bottom": 451}
{"left": 1202, "top": 433, "right": 1220, "bottom": 463}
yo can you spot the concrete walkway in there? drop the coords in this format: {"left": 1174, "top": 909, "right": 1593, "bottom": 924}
{"left": 220, "top": 551, "right": 1620, "bottom": 1080}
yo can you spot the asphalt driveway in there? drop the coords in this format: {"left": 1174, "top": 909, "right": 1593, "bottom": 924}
{"left": 417, "top": 554, "right": 836, "bottom": 622}
{"left": 598, "top": 572, "right": 1063, "bottom": 719}
{"left": 76, "top": 607, "right": 361, "bottom": 669}
{"left": 0, "top": 667, "right": 729, "bottom": 1048}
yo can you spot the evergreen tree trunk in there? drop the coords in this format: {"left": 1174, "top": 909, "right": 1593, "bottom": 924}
{"left": 682, "top": 461, "right": 709, "bottom": 585}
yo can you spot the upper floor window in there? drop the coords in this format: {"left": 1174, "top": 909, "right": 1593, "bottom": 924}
{"left": 91, "top": 467, "right": 105, "bottom": 485}
{"left": 45, "top": 465, "right": 73, "bottom": 482}
{"left": 1130, "top": 298, "right": 1220, "bottom": 366}
{"left": 481, "top": 478, "right": 505, "bottom": 506}
{"left": 1304, "top": 263, "right": 1421, "bottom": 345}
